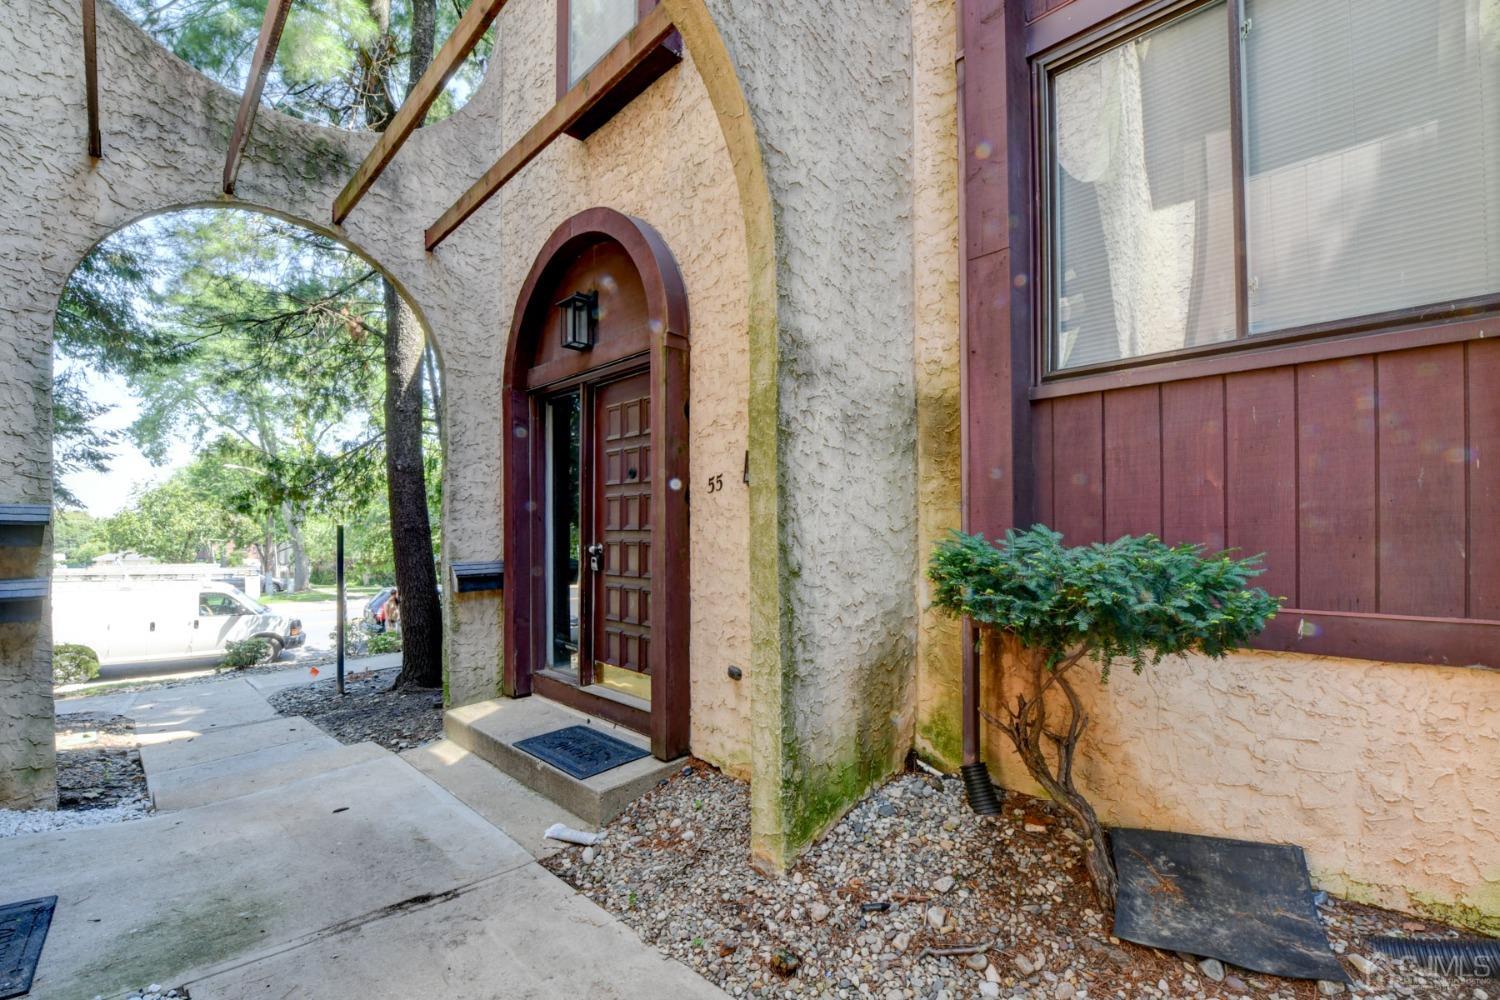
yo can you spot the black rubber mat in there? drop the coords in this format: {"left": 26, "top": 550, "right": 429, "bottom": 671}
{"left": 1112, "top": 828, "right": 1348, "bottom": 983}
{"left": 0, "top": 896, "right": 57, "bottom": 999}
{"left": 515, "top": 725, "right": 649, "bottom": 779}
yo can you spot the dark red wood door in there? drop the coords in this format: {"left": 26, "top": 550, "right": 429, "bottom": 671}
{"left": 591, "top": 372, "right": 653, "bottom": 693}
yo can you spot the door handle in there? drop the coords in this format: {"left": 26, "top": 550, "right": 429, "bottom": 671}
{"left": 587, "top": 543, "right": 605, "bottom": 573}
{"left": 149, "top": 622, "right": 156, "bottom": 632}
{"left": 193, "top": 620, "right": 200, "bottom": 629}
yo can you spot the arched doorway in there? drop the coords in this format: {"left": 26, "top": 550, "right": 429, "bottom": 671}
{"left": 50, "top": 205, "right": 446, "bottom": 686}
{"left": 503, "top": 208, "right": 690, "bottom": 761}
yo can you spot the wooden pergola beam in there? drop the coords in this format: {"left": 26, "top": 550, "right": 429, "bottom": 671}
{"left": 332, "top": 0, "right": 509, "bottom": 224}
{"left": 82, "top": 0, "right": 101, "bottom": 157}
{"left": 223, "top": 0, "right": 294, "bottom": 195}
{"left": 424, "top": 4, "right": 676, "bottom": 251}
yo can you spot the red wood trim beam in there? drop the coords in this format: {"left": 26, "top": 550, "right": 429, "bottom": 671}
{"left": 1256, "top": 609, "right": 1499, "bottom": 671}
{"left": 332, "top": 0, "right": 508, "bottom": 224}
{"left": 81, "top": 0, "right": 101, "bottom": 158}
{"left": 424, "top": 3, "right": 675, "bottom": 251}
{"left": 222, "top": 0, "right": 294, "bottom": 195}
{"left": 1030, "top": 313, "right": 1500, "bottom": 400}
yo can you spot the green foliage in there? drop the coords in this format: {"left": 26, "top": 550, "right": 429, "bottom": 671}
{"left": 94, "top": 457, "right": 260, "bottom": 563}
{"left": 53, "top": 644, "right": 101, "bottom": 686}
{"left": 307, "top": 511, "right": 398, "bottom": 586}
{"left": 928, "top": 526, "right": 1282, "bottom": 675}
{"left": 115, "top": 0, "right": 491, "bottom": 131}
{"left": 222, "top": 637, "right": 272, "bottom": 669}
{"left": 56, "top": 210, "right": 441, "bottom": 584}
{"left": 54, "top": 511, "right": 103, "bottom": 565}
{"left": 366, "top": 630, "right": 402, "bottom": 655}
{"left": 52, "top": 229, "right": 167, "bottom": 507}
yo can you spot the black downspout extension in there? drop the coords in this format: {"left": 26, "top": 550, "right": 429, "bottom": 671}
{"left": 954, "top": 1, "right": 1003, "bottom": 819}
{"left": 961, "top": 623, "right": 1003, "bottom": 815}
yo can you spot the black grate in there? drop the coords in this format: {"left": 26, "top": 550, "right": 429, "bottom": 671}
{"left": 515, "top": 725, "right": 650, "bottom": 779}
{"left": 0, "top": 896, "right": 57, "bottom": 1000}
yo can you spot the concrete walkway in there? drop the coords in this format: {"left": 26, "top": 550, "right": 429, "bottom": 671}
{"left": 11, "top": 669, "right": 725, "bottom": 999}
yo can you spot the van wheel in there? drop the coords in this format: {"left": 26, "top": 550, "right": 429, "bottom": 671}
{"left": 260, "top": 638, "right": 284, "bottom": 663}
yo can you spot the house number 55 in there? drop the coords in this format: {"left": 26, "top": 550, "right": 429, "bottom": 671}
{"left": 706, "top": 473, "right": 725, "bottom": 494}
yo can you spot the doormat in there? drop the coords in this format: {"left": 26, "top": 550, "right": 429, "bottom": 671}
{"left": 0, "top": 896, "right": 57, "bottom": 999}
{"left": 516, "top": 725, "right": 650, "bottom": 779}
{"left": 1112, "top": 829, "right": 1348, "bottom": 983}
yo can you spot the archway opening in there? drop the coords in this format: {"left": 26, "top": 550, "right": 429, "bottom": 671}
{"left": 52, "top": 206, "right": 446, "bottom": 693}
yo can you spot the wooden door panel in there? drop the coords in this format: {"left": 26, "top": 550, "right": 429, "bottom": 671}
{"left": 593, "top": 372, "right": 653, "bottom": 681}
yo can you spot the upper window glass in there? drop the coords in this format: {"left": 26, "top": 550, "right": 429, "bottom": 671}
{"left": 1243, "top": 0, "right": 1500, "bottom": 333}
{"left": 1047, "top": 0, "right": 1500, "bottom": 372}
{"left": 569, "top": 0, "right": 639, "bottom": 88}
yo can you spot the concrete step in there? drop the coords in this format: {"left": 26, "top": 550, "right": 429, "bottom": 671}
{"left": 444, "top": 696, "right": 682, "bottom": 827}
{"left": 139, "top": 715, "right": 328, "bottom": 776}
{"left": 401, "top": 739, "right": 589, "bottom": 858}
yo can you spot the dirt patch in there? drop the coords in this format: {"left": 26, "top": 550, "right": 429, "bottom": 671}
{"left": 543, "top": 765, "right": 1482, "bottom": 999}
{"left": 267, "top": 667, "right": 442, "bottom": 752}
{"left": 57, "top": 712, "right": 147, "bottom": 810}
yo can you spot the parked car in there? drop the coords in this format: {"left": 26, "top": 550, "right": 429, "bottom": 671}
{"left": 361, "top": 584, "right": 443, "bottom": 633}
{"left": 363, "top": 587, "right": 397, "bottom": 633}
{"left": 53, "top": 581, "right": 305, "bottom": 666}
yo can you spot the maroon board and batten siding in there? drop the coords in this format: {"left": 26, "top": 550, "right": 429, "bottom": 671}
{"left": 959, "top": 0, "right": 1499, "bottom": 669}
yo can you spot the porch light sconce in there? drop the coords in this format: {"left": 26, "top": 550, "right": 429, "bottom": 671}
{"left": 557, "top": 291, "right": 598, "bottom": 351}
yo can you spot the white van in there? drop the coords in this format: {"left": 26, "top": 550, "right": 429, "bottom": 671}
{"left": 53, "top": 581, "right": 305, "bottom": 666}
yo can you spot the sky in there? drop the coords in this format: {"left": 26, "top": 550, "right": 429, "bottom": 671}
{"left": 61, "top": 363, "right": 195, "bottom": 517}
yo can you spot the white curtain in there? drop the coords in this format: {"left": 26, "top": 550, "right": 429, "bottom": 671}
{"left": 1053, "top": 3, "right": 1235, "bottom": 367}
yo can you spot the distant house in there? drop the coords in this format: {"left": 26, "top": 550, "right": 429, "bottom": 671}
{"left": 2, "top": 0, "right": 1494, "bottom": 935}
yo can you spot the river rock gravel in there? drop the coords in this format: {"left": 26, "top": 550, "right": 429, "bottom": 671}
{"left": 266, "top": 666, "right": 443, "bottom": 751}
{"left": 1, "top": 713, "right": 150, "bottom": 839}
{"left": 543, "top": 765, "right": 1482, "bottom": 1000}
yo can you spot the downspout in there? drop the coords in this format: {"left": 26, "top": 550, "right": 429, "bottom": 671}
{"left": 955, "top": 0, "right": 1003, "bottom": 816}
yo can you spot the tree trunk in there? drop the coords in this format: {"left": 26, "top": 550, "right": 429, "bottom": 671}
{"left": 361, "top": 0, "right": 396, "bottom": 130}
{"left": 385, "top": 282, "right": 442, "bottom": 688}
{"left": 282, "top": 500, "right": 312, "bottom": 592}
{"left": 263, "top": 513, "right": 276, "bottom": 584}
{"left": 408, "top": 0, "right": 436, "bottom": 102}
{"left": 993, "top": 639, "right": 1119, "bottom": 910}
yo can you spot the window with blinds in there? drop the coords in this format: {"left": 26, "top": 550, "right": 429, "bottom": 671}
{"left": 1046, "top": 0, "right": 1500, "bottom": 372}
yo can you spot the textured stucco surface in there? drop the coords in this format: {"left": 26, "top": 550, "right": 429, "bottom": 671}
{"left": 910, "top": 0, "right": 964, "bottom": 772}
{"left": 698, "top": 0, "right": 923, "bottom": 869}
{"left": 976, "top": 641, "right": 1500, "bottom": 932}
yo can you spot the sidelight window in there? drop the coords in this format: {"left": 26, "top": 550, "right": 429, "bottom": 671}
{"left": 1047, "top": 0, "right": 1500, "bottom": 372}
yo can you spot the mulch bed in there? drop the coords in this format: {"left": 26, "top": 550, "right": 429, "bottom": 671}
{"left": 543, "top": 765, "right": 1484, "bottom": 1000}
{"left": 266, "top": 667, "right": 443, "bottom": 752}
{"left": 56, "top": 712, "right": 148, "bottom": 810}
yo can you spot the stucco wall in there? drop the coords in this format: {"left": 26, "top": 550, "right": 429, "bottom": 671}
{"left": 975, "top": 641, "right": 1500, "bottom": 933}
{"left": 693, "top": 0, "right": 923, "bottom": 870}
{"left": 483, "top": 0, "right": 755, "bottom": 776}
{"left": 911, "top": 0, "right": 965, "bottom": 772}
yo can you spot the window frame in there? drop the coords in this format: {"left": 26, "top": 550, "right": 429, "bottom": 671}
{"left": 558, "top": 0, "right": 657, "bottom": 97}
{"left": 1035, "top": 0, "right": 1500, "bottom": 383}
